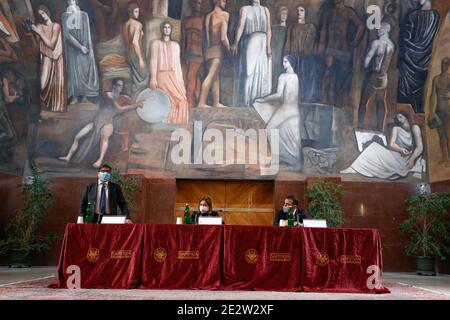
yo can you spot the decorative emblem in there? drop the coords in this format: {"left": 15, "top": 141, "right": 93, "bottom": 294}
{"left": 315, "top": 251, "right": 329, "bottom": 267}
{"left": 154, "top": 247, "right": 167, "bottom": 263}
{"left": 86, "top": 248, "right": 100, "bottom": 263}
{"left": 245, "top": 249, "right": 259, "bottom": 264}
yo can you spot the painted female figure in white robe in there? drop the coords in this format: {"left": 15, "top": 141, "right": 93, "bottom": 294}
{"left": 253, "top": 55, "right": 301, "bottom": 171}
{"left": 341, "top": 112, "right": 425, "bottom": 179}
{"left": 232, "top": 0, "right": 272, "bottom": 107}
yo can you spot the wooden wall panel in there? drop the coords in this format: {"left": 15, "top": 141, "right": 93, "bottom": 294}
{"left": 175, "top": 180, "right": 274, "bottom": 225}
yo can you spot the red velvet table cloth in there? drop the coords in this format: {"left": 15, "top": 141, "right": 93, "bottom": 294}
{"left": 55, "top": 224, "right": 144, "bottom": 289}
{"left": 222, "top": 226, "right": 302, "bottom": 291}
{"left": 53, "top": 224, "right": 389, "bottom": 293}
{"left": 300, "top": 227, "right": 390, "bottom": 293}
{"left": 140, "top": 224, "right": 222, "bottom": 289}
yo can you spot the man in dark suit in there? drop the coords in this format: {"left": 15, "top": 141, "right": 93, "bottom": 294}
{"left": 273, "top": 195, "right": 310, "bottom": 226}
{"left": 79, "top": 164, "right": 132, "bottom": 224}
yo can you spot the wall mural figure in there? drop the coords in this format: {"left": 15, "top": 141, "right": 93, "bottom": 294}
{"left": 285, "top": 5, "right": 318, "bottom": 103}
{"left": 1, "top": 0, "right": 446, "bottom": 182}
{"left": 62, "top": 0, "right": 99, "bottom": 105}
{"left": 123, "top": 2, "right": 148, "bottom": 93}
{"left": 198, "top": 0, "right": 230, "bottom": 109}
{"left": 357, "top": 22, "right": 395, "bottom": 132}
{"left": 231, "top": 0, "right": 272, "bottom": 107}
{"left": 31, "top": 5, "right": 67, "bottom": 113}
{"left": 397, "top": 0, "right": 439, "bottom": 114}
{"left": 89, "top": 0, "right": 113, "bottom": 42}
{"left": 318, "top": 0, "right": 365, "bottom": 108}
{"left": 1, "top": 67, "right": 28, "bottom": 145}
{"left": 150, "top": 21, "right": 189, "bottom": 125}
{"left": 59, "top": 78, "right": 143, "bottom": 168}
{"left": 428, "top": 57, "right": 450, "bottom": 167}
{"left": 182, "top": 0, "right": 205, "bottom": 108}
{"left": 111, "top": 0, "right": 133, "bottom": 38}
{"left": 341, "top": 112, "right": 425, "bottom": 179}
{"left": 271, "top": 6, "right": 288, "bottom": 91}
{"left": 253, "top": 55, "right": 302, "bottom": 171}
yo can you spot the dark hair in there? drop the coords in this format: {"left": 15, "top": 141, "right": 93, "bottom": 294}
{"left": 111, "top": 77, "right": 124, "bottom": 87}
{"left": 127, "top": 2, "right": 139, "bottom": 17}
{"left": 286, "top": 195, "right": 299, "bottom": 206}
{"left": 160, "top": 21, "right": 172, "bottom": 39}
{"left": 35, "top": 5, "right": 52, "bottom": 24}
{"left": 393, "top": 111, "right": 412, "bottom": 127}
{"left": 283, "top": 55, "right": 296, "bottom": 71}
{"left": 199, "top": 195, "right": 213, "bottom": 211}
{"left": 98, "top": 164, "right": 112, "bottom": 172}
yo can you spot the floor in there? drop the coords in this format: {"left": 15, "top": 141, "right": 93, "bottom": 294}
{"left": 0, "top": 267, "right": 449, "bottom": 300}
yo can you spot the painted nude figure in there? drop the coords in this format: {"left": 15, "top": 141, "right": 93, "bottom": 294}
{"left": 197, "top": 0, "right": 230, "bottom": 108}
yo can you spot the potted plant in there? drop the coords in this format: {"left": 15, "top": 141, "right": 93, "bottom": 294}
{"left": 0, "top": 160, "right": 56, "bottom": 267}
{"left": 306, "top": 178, "right": 345, "bottom": 227}
{"left": 399, "top": 190, "right": 450, "bottom": 276}
{"left": 111, "top": 167, "right": 141, "bottom": 216}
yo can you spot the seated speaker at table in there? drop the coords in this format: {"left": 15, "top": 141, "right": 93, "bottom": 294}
{"left": 190, "top": 195, "right": 220, "bottom": 224}
{"left": 273, "top": 195, "right": 310, "bottom": 226}
{"left": 78, "top": 164, "right": 132, "bottom": 224}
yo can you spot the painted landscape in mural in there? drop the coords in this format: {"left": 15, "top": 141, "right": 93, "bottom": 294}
{"left": 0, "top": 0, "right": 448, "bottom": 182}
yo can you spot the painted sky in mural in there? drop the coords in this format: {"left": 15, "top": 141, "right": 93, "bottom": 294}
{"left": 0, "top": 0, "right": 448, "bottom": 182}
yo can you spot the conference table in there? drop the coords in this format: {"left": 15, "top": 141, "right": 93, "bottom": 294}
{"left": 53, "top": 224, "right": 390, "bottom": 293}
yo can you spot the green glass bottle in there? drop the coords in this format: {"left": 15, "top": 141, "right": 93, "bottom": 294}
{"left": 184, "top": 203, "right": 190, "bottom": 224}
{"left": 288, "top": 207, "right": 295, "bottom": 227}
{"left": 85, "top": 202, "right": 94, "bottom": 224}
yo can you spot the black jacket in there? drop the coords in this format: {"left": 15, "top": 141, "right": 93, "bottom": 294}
{"left": 79, "top": 182, "right": 130, "bottom": 219}
{"left": 273, "top": 208, "right": 310, "bottom": 226}
{"left": 190, "top": 210, "right": 220, "bottom": 224}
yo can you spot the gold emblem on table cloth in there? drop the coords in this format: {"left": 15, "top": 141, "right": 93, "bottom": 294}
{"left": 86, "top": 248, "right": 100, "bottom": 263}
{"left": 315, "top": 251, "right": 329, "bottom": 267}
{"left": 154, "top": 247, "right": 167, "bottom": 263}
{"left": 340, "top": 255, "right": 362, "bottom": 264}
{"left": 245, "top": 249, "right": 259, "bottom": 264}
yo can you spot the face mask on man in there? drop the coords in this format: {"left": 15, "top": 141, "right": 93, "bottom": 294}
{"left": 199, "top": 205, "right": 209, "bottom": 214}
{"left": 283, "top": 206, "right": 292, "bottom": 213}
{"left": 99, "top": 172, "right": 111, "bottom": 182}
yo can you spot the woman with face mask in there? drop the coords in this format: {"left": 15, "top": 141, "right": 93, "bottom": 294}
{"left": 190, "top": 195, "right": 220, "bottom": 224}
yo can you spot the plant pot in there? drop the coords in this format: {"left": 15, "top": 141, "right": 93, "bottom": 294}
{"left": 7, "top": 248, "right": 32, "bottom": 268}
{"left": 415, "top": 256, "right": 436, "bottom": 276}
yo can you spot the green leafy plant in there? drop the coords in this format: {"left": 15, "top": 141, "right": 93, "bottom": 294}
{"left": 0, "top": 160, "right": 56, "bottom": 255}
{"left": 111, "top": 167, "right": 141, "bottom": 216}
{"left": 306, "top": 178, "right": 345, "bottom": 227}
{"left": 399, "top": 191, "right": 450, "bottom": 260}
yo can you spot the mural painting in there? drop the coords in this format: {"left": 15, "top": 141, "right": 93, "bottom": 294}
{"left": 0, "top": 0, "right": 448, "bottom": 183}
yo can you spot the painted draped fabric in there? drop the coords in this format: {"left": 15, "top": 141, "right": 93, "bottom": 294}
{"left": 397, "top": 9, "right": 439, "bottom": 113}
{"left": 342, "top": 126, "right": 425, "bottom": 179}
{"left": 233, "top": 5, "right": 272, "bottom": 107}
{"left": 153, "top": 40, "right": 189, "bottom": 125}
{"left": 39, "top": 23, "right": 67, "bottom": 112}
{"left": 62, "top": 10, "right": 100, "bottom": 98}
